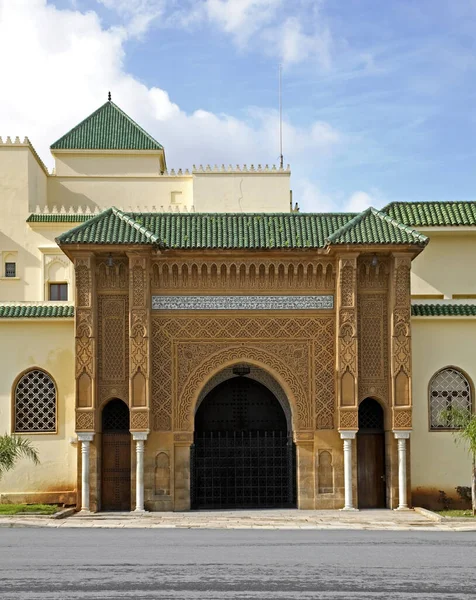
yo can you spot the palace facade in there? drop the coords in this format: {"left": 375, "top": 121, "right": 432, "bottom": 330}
{"left": 0, "top": 99, "right": 474, "bottom": 512}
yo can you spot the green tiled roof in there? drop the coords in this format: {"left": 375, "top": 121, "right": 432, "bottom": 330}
{"left": 384, "top": 201, "right": 476, "bottom": 227}
{"left": 50, "top": 101, "right": 163, "bottom": 151}
{"left": 0, "top": 305, "right": 74, "bottom": 318}
{"left": 27, "top": 214, "right": 93, "bottom": 223}
{"left": 56, "top": 207, "right": 429, "bottom": 248}
{"left": 326, "top": 207, "right": 428, "bottom": 246}
{"left": 411, "top": 303, "right": 476, "bottom": 317}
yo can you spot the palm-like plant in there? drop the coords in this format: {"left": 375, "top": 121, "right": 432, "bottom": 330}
{"left": 0, "top": 434, "right": 40, "bottom": 480}
{"left": 440, "top": 408, "right": 476, "bottom": 516}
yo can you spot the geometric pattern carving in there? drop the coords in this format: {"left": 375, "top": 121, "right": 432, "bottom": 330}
{"left": 176, "top": 344, "right": 310, "bottom": 431}
{"left": 75, "top": 411, "right": 95, "bottom": 431}
{"left": 357, "top": 260, "right": 389, "bottom": 405}
{"left": 339, "top": 410, "right": 358, "bottom": 429}
{"left": 393, "top": 408, "right": 412, "bottom": 429}
{"left": 391, "top": 256, "right": 412, "bottom": 429}
{"left": 429, "top": 368, "right": 472, "bottom": 429}
{"left": 98, "top": 296, "right": 128, "bottom": 382}
{"left": 14, "top": 369, "right": 56, "bottom": 432}
{"left": 131, "top": 410, "right": 150, "bottom": 430}
{"left": 151, "top": 316, "right": 335, "bottom": 433}
{"left": 315, "top": 318, "right": 335, "bottom": 429}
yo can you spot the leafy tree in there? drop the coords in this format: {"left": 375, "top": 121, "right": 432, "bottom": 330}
{"left": 440, "top": 409, "right": 476, "bottom": 515}
{"left": 0, "top": 434, "right": 40, "bottom": 480}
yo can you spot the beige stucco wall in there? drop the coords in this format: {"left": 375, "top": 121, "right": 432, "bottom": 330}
{"left": 0, "top": 320, "right": 76, "bottom": 501}
{"left": 47, "top": 175, "right": 194, "bottom": 212}
{"left": 53, "top": 152, "right": 164, "bottom": 177}
{"left": 411, "top": 231, "right": 476, "bottom": 298}
{"left": 193, "top": 171, "right": 291, "bottom": 213}
{"left": 411, "top": 317, "right": 474, "bottom": 508}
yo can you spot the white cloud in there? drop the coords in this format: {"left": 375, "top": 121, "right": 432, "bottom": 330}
{"left": 94, "top": 0, "right": 332, "bottom": 67}
{"left": 0, "top": 0, "right": 340, "bottom": 178}
{"left": 292, "top": 180, "right": 381, "bottom": 214}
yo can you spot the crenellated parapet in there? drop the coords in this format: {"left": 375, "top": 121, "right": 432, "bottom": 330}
{"left": 192, "top": 163, "right": 290, "bottom": 173}
{"left": 0, "top": 135, "right": 49, "bottom": 174}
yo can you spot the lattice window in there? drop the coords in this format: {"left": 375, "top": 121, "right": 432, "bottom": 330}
{"left": 102, "top": 399, "right": 130, "bottom": 432}
{"left": 429, "top": 368, "right": 472, "bottom": 430}
{"left": 358, "top": 398, "right": 384, "bottom": 430}
{"left": 14, "top": 369, "right": 56, "bottom": 433}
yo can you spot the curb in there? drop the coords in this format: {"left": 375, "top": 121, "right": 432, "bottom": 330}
{"left": 52, "top": 507, "right": 75, "bottom": 520}
{"left": 414, "top": 507, "right": 442, "bottom": 522}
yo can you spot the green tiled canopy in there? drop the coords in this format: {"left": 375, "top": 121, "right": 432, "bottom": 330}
{"left": 55, "top": 207, "right": 427, "bottom": 249}
{"left": 0, "top": 305, "right": 74, "bottom": 318}
{"left": 384, "top": 201, "right": 476, "bottom": 227}
{"left": 411, "top": 304, "right": 476, "bottom": 317}
{"left": 50, "top": 101, "right": 163, "bottom": 151}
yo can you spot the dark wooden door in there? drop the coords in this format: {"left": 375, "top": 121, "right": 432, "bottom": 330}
{"left": 102, "top": 432, "right": 131, "bottom": 511}
{"left": 357, "top": 432, "right": 386, "bottom": 508}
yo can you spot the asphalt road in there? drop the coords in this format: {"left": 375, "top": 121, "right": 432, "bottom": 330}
{"left": 0, "top": 529, "right": 475, "bottom": 599}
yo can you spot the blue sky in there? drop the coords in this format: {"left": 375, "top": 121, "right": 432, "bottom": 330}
{"left": 1, "top": 0, "right": 476, "bottom": 212}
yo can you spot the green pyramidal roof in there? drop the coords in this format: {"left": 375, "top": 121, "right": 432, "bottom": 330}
{"left": 51, "top": 100, "right": 163, "bottom": 151}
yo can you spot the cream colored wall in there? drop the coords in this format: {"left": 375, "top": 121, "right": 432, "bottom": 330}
{"left": 411, "top": 318, "right": 474, "bottom": 505}
{"left": 47, "top": 175, "right": 194, "bottom": 212}
{"left": 0, "top": 320, "right": 76, "bottom": 495}
{"left": 193, "top": 171, "right": 291, "bottom": 212}
{"left": 411, "top": 231, "right": 476, "bottom": 298}
{"left": 54, "top": 153, "right": 164, "bottom": 177}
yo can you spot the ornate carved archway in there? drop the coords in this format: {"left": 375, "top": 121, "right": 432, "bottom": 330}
{"left": 176, "top": 346, "right": 310, "bottom": 431}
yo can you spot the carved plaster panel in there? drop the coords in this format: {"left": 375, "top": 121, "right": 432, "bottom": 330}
{"left": 151, "top": 316, "right": 335, "bottom": 433}
{"left": 151, "top": 259, "right": 336, "bottom": 293}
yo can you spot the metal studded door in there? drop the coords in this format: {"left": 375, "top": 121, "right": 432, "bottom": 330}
{"left": 101, "top": 399, "right": 131, "bottom": 511}
{"left": 192, "top": 377, "right": 296, "bottom": 509}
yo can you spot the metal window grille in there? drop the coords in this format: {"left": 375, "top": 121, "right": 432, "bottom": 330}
{"left": 358, "top": 398, "right": 384, "bottom": 431}
{"left": 191, "top": 431, "right": 296, "bottom": 510}
{"left": 5, "top": 262, "right": 16, "bottom": 277}
{"left": 14, "top": 369, "right": 56, "bottom": 432}
{"left": 49, "top": 283, "right": 68, "bottom": 301}
{"left": 102, "top": 399, "right": 129, "bottom": 432}
{"left": 430, "top": 368, "right": 472, "bottom": 429}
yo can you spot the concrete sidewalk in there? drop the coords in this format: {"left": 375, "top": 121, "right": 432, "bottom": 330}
{"left": 1, "top": 508, "right": 476, "bottom": 530}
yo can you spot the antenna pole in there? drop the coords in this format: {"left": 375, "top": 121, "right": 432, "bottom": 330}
{"left": 279, "top": 64, "right": 283, "bottom": 169}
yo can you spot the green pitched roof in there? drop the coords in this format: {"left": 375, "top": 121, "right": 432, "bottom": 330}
{"left": 411, "top": 303, "right": 476, "bottom": 317}
{"left": 325, "top": 207, "right": 428, "bottom": 246}
{"left": 50, "top": 101, "right": 163, "bottom": 151}
{"left": 0, "top": 305, "right": 74, "bottom": 318}
{"left": 383, "top": 201, "right": 476, "bottom": 227}
{"left": 56, "top": 207, "right": 427, "bottom": 249}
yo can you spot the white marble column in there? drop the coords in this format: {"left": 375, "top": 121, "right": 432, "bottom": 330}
{"left": 394, "top": 431, "right": 411, "bottom": 510}
{"left": 77, "top": 433, "right": 94, "bottom": 513}
{"left": 340, "top": 430, "right": 358, "bottom": 511}
{"left": 133, "top": 432, "right": 148, "bottom": 512}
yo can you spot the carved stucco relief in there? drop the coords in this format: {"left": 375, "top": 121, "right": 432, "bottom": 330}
{"left": 151, "top": 316, "right": 335, "bottom": 433}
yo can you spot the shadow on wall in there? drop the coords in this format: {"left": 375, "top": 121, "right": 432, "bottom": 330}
{"left": 412, "top": 486, "right": 472, "bottom": 511}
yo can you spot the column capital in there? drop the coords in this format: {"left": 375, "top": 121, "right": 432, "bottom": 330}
{"left": 132, "top": 431, "right": 149, "bottom": 441}
{"left": 77, "top": 433, "right": 94, "bottom": 443}
{"left": 393, "top": 430, "right": 411, "bottom": 439}
{"left": 339, "top": 430, "right": 358, "bottom": 440}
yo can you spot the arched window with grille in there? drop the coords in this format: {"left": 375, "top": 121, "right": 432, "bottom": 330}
{"left": 429, "top": 367, "right": 472, "bottom": 430}
{"left": 14, "top": 369, "right": 57, "bottom": 433}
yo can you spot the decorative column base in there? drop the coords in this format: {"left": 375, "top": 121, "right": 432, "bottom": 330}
{"left": 132, "top": 431, "right": 149, "bottom": 513}
{"left": 393, "top": 430, "right": 411, "bottom": 510}
{"left": 339, "top": 430, "right": 359, "bottom": 511}
{"left": 77, "top": 432, "right": 94, "bottom": 513}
